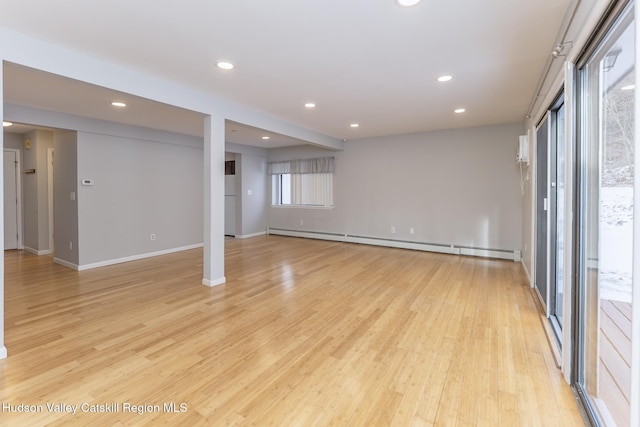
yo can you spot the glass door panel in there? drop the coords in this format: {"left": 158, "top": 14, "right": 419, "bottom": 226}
{"left": 554, "top": 102, "right": 566, "bottom": 328}
{"left": 578, "top": 5, "right": 634, "bottom": 426}
{"left": 536, "top": 117, "right": 549, "bottom": 311}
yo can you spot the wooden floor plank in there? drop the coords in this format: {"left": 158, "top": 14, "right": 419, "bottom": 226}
{"left": 1, "top": 236, "right": 584, "bottom": 426}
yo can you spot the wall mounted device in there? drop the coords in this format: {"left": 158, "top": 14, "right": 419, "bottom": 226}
{"left": 81, "top": 179, "right": 95, "bottom": 186}
{"left": 517, "top": 135, "right": 529, "bottom": 164}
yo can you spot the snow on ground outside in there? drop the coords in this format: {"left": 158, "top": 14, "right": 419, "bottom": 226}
{"left": 600, "top": 186, "right": 633, "bottom": 303}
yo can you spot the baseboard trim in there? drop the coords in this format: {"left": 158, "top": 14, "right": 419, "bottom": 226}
{"left": 348, "top": 234, "right": 457, "bottom": 255}
{"left": 235, "top": 231, "right": 267, "bottom": 239}
{"left": 203, "top": 276, "right": 226, "bottom": 287}
{"left": 267, "top": 228, "right": 519, "bottom": 261}
{"left": 53, "top": 257, "right": 80, "bottom": 271}
{"left": 76, "top": 244, "right": 204, "bottom": 271}
{"left": 24, "top": 247, "right": 53, "bottom": 256}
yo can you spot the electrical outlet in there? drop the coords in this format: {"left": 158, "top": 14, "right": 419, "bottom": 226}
{"left": 300, "top": 220, "right": 304, "bottom": 226}
{"left": 150, "top": 234, "right": 156, "bottom": 241}
{"left": 69, "top": 241, "right": 73, "bottom": 250}
{"left": 410, "top": 228, "right": 415, "bottom": 234}
{"left": 391, "top": 227, "right": 396, "bottom": 234}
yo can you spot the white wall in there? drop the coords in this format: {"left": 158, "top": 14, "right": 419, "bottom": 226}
{"left": 5, "top": 114, "right": 269, "bottom": 268}
{"left": 4, "top": 108, "right": 206, "bottom": 269}
{"left": 22, "top": 129, "right": 53, "bottom": 253}
{"left": 236, "top": 153, "right": 267, "bottom": 237}
{"left": 77, "top": 131, "right": 203, "bottom": 266}
{"left": 3, "top": 132, "right": 22, "bottom": 150}
{"left": 53, "top": 130, "right": 79, "bottom": 266}
{"left": 225, "top": 142, "right": 269, "bottom": 238}
{"left": 521, "top": 128, "right": 534, "bottom": 280}
{"left": 269, "top": 123, "right": 523, "bottom": 252}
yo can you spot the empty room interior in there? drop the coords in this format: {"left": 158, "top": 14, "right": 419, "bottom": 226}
{"left": 1, "top": 0, "right": 638, "bottom": 426}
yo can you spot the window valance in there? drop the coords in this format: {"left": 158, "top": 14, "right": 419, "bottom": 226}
{"left": 267, "top": 157, "right": 335, "bottom": 175}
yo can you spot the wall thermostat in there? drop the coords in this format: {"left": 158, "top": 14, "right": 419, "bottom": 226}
{"left": 81, "top": 179, "right": 95, "bottom": 186}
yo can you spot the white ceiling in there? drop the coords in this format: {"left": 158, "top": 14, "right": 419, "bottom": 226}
{"left": 2, "top": 63, "right": 309, "bottom": 149}
{"left": 1, "top": 0, "right": 571, "bottom": 147}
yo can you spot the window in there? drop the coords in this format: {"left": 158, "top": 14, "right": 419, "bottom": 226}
{"left": 269, "top": 157, "right": 334, "bottom": 208}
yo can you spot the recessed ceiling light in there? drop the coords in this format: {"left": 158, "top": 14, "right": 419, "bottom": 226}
{"left": 111, "top": 101, "right": 126, "bottom": 107}
{"left": 262, "top": 136, "right": 270, "bottom": 140}
{"left": 454, "top": 108, "right": 466, "bottom": 114}
{"left": 216, "top": 61, "right": 234, "bottom": 70}
{"left": 621, "top": 84, "right": 635, "bottom": 90}
{"left": 350, "top": 123, "right": 360, "bottom": 128}
{"left": 305, "top": 102, "right": 316, "bottom": 108}
{"left": 437, "top": 75, "right": 453, "bottom": 82}
{"left": 3, "top": 121, "right": 13, "bottom": 127}
{"left": 396, "top": 0, "right": 421, "bottom": 6}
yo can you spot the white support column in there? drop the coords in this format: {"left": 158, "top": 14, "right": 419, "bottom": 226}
{"left": 0, "top": 64, "right": 7, "bottom": 359}
{"left": 202, "top": 115, "right": 226, "bottom": 287}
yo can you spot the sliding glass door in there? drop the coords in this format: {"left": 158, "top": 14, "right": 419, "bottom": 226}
{"left": 577, "top": 3, "right": 634, "bottom": 425}
{"left": 550, "top": 99, "right": 566, "bottom": 338}
{"left": 534, "top": 97, "right": 566, "bottom": 346}
{"left": 535, "top": 116, "right": 549, "bottom": 312}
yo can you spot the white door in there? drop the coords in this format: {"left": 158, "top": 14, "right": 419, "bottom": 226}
{"left": 4, "top": 150, "right": 19, "bottom": 249}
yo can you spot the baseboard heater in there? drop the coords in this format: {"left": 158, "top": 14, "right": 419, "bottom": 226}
{"left": 267, "top": 228, "right": 521, "bottom": 261}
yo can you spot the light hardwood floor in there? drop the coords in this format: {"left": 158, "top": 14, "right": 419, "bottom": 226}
{"left": 1, "top": 236, "right": 584, "bottom": 426}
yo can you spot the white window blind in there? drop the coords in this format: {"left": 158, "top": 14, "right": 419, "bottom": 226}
{"left": 269, "top": 157, "right": 334, "bottom": 207}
